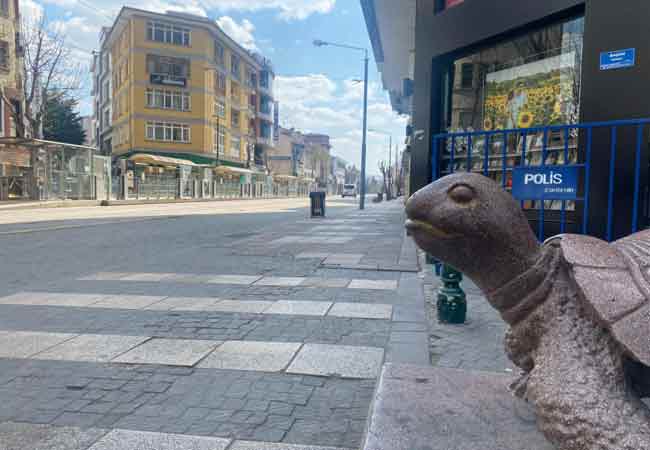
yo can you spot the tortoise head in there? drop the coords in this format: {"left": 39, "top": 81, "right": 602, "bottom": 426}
{"left": 405, "top": 173, "right": 541, "bottom": 294}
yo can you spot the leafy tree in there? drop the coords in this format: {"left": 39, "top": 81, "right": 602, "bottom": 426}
{"left": 42, "top": 95, "right": 86, "bottom": 145}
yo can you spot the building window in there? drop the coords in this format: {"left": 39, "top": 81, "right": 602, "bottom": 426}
{"left": 146, "top": 54, "right": 190, "bottom": 78}
{"left": 0, "top": 100, "right": 5, "bottom": 136}
{"left": 103, "top": 108, "right": 111, "bottom": 128}
{"left": 0, "top": 0, "right": 8, "bottom": 17}
{"left": 247, "top": 68, "right": 257, "bottom": 88}
{"left": 146, "top": 21, "right": 190, "bottom": 46}
{"left": 260, "top": 70, "right": 270, "bottom": 89}
{"left": 214, "top": 99, "right": 225, "bottom": 117}
{"left": 231, "top": 110, "right": 240, "bottom": 129}
{"left": 230, "top": 82, "right": 240, "bottom": 103}
{"left": 260, "top": 95, "right": 272, "bottom": 115}
{"left": 460, "top": 63, "right": 474, "bottom": 89}
{"left": 145, "top": 88, "right": 190, "bottom": 111}
{"left": 0, "top": 41, "right": 8, "bottom": 70}
{"left": 213, "top": 127, "right": 225, "bottom": 154}
{"left": 215, "top": 41, "right": 225, "bottom": 65}
{"left": 215, "top": 72, "right": 226, "bottom": 94}
{"left": 230, "top": 136, "right": 241, "bottom": 158}
{"left": 145, "top": 122, "right": 190, "bottom": 143}
{"left": 231, "top": 53, "right": 240, "bottom": 79}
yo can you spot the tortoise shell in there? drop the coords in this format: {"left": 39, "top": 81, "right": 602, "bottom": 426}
{"left": 550, "top": 230, "right": 650, "bottom": 367}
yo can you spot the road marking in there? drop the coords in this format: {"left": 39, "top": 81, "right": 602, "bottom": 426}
{"left": 0, "top": 292, "right": 392, "bottom": 319}
{"left": 0, "top": 330, "right": 384, "bottom": 378}
{"left": 78, "top": 272, "right": 399, "bottom": 290}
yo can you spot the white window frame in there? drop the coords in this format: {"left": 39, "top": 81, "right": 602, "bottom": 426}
{"left": 146, "top": 21, "right": 190, "bottom": 47}
{"left": 0, "top": 100, "right": 5, "bottom": 137}
{"left": 230, "top": 136, "right": 241, "bottom": 158}
{"left": 145, "top": 88, "right": 190, "bottom": 112}
{"left": 213, "top": 127, "right": 225, "bottom": 153}
{"left": 214, "top": 99, "right": 225, "bottom": 118}
{"left": 145, "top": 121, "right": 190, "bottom": 143}
{"left": 231, "top": 109, "right": 240, "bottom": 129}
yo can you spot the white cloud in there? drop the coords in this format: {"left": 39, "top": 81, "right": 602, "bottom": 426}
{"left": 50, "top": 16, "right": 99, "bottom": 35}
{"left": 275, "top": 73, "right": 407, "bottom": 175}
{"left": 275, "top": 74, "right": 337, "bottom": 105}
{"left": 20, "top": 0, "right": 44, "bottom": 21}
{"left": 153, "top": 0, "right": 207, "bottom": 17}
{"left": 216, "top": 16, "right": 257, "bottom": 51}
{"left": 205, "top": 0, "right": 335, "bottom": 21}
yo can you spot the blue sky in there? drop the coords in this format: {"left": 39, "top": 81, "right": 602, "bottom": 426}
{"left": 24, "top": 0, "right": 407, "bottom": 174}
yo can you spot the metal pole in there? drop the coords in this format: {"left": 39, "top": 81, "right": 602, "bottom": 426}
{"left": 388, "top": 135, "right": 392, "bottom": 199}
{"left": 360, "top": 52, "right": 369, "bottom": 210}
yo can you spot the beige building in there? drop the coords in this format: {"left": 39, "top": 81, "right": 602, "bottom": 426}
{"left": 0, "top": 0, "right": 27, "bottom": 199}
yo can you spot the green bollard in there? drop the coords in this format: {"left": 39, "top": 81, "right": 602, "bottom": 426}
{"left": 437, "top": 264, "right": 466, "bottom": 324}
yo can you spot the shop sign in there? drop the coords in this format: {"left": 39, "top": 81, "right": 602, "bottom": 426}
{"left": 600, "top": 48, "right": 635, "bottom": 71}
{"left": 512, "top": 166, "right": 579, "bottom": 200}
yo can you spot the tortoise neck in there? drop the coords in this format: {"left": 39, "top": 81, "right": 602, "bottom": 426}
{"left": 486, "top": 243, "right": 561, "bottom": 325}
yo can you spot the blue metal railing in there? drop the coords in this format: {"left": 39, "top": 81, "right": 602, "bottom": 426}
{"left": 432, "top": 118, "right": 650, "bottom": 242}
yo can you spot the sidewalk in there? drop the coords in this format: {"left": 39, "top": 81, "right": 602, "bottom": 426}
{"left": 0, "top": 198, "right": 429, "bottom": 450}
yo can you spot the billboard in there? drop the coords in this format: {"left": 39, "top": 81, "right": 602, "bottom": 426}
{"left": 483, "top": 52, "right": 578, "bottom": 130}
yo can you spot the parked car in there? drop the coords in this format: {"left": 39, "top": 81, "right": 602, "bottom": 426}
{"left": 342, "top": 184, "right": 357, "bottom": 198}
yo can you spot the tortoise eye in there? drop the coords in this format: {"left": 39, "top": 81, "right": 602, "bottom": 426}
{"left": 448, "top": 184, "right": 475, "bottom": 204}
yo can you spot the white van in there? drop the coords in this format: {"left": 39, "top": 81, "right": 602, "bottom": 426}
{"left": 342, "top": 184, "right": 357, "bottom": 198}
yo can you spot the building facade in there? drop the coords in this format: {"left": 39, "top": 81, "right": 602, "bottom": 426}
{"left": 364, "top": 0, "right": 650, "bottom": 239}
{"left": 0, "top": 0, "right": 27, "bottom": 199}
{"left": 267, "top": 126, "right": 310, "bottom": 196}
{"left": 92, "top": 8, "right": 276, "bottom": 198}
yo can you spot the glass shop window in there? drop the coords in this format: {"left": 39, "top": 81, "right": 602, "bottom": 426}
{"left": 441, "top": 16, "right": 585, "bottom": 212}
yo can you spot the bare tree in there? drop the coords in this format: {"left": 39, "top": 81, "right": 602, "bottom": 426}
{"left": 378, "top": 160, "right": 392, "bottom": 200}
{"left": 4, "top": 14, "right": 85, "bottom": 138}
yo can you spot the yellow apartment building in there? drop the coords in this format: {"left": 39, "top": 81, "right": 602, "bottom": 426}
{"left": 93, "top": 7, "right": 276, "bottom": 198}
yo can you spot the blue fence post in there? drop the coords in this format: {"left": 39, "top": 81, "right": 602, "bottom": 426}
{"left": 483, "top": 133, "right": 490, "bottom": 176}
{"left": 502, "top": 132, "right": 508, "bottom": 188}
{"left": 450, "top": 136, "right": 456, "bottom": 174}
{"left": 632, "top": 125, "right": 643, "bottom": 233}
{"left": 520, "top": 131, "right": 528, "bottom": 209}
{"left": 606, "top": 127, "right": 618, "bottom": 242}
{"left": 583, "top": 127, "right": 592, "bottom": 235}
{"left": 466, "top": 134, "right": 473, "bottom": 173}
{"left": 538, "top": 129, "right": 548, "bottom": 241}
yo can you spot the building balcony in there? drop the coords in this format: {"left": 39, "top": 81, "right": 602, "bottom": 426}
{"left": 258, "top": 109, "right": 272, "bottom": 122}
{"left": 258, "top": 83, "right": 272, "bottom": 96}
{"left": 257, "top": 135, "right": 273, "bottom": 147}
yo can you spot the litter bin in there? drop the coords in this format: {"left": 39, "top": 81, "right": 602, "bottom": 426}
{"left": 309, "top": 191, "right": 326, "bottom": 218}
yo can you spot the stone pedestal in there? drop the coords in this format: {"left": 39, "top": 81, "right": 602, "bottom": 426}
{"left": 362, "top": 364, "right": 555, "bottom": 450}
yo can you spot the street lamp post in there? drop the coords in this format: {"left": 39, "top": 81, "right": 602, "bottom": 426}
{"left": 313, "top": 39, "right": 369, "bottom": 210}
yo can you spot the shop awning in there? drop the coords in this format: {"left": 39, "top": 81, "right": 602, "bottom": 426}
{"left": 129, "top": 153, "right": 198, "bottom": 167}
{"left": 215, "top": 166, "right": 253, "bottom": 175}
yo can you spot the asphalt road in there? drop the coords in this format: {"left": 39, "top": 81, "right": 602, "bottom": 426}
{"left": 0, "top": 197, "right": 356, "bottom": 297}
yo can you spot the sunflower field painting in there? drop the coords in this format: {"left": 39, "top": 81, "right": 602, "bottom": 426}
{"left": 483, "top": 52, "right": 578, "bottom": 131}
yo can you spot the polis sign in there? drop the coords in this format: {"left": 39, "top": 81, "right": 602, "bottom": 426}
{"left": 512, "top": 166, "right": 579, "bottom": 201}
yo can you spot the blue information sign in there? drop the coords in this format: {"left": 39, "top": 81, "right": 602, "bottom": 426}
{"left": 600, "top": 48, "right": 636, "bottom": 71}
{"left": 512, "top": 166, "right": 579, "bottom": 201}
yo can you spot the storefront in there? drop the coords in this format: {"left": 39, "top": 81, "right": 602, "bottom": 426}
{"left": 412, "top": 0, "right": 650, "bottom": 239}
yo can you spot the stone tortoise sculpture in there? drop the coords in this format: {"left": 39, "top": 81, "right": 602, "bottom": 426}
{"left": 405, "top": 172, "right": 650, "bottom": 450}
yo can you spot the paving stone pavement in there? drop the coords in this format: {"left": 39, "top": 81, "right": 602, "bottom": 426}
{"left": 0, "top": 199, "right": 428, "bottom": 449}
{"left": 422, "top": 261, "right": 515, "bottom": 373}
